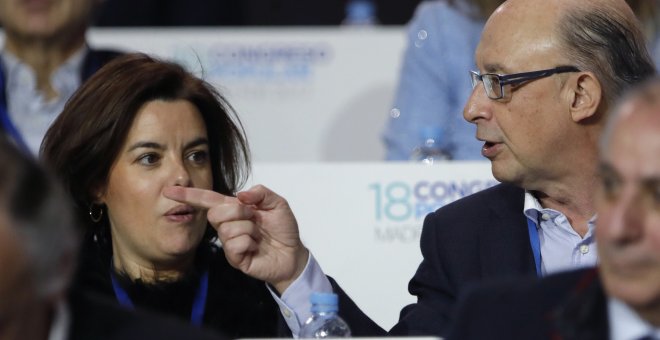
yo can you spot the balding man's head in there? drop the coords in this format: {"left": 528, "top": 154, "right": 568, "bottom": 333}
{"left": 465, "top": 0, "right": 655, "bottom": 188}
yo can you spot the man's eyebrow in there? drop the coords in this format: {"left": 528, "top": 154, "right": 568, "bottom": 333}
{"left": 127, "top": 141, "right": 164, "bottom": 152}
{"left": 482, "top": 63, "right": 508, "bottom": 74}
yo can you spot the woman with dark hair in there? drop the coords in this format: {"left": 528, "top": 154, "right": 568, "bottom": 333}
{"left": 41, "top": 53, "right": 283, "bottom": 338}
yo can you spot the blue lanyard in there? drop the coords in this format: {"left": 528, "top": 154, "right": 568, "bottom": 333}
{"left": 0, "top": 63, "right": 30, "bottom": 153}
{"left": 526, "top": 217, "right": 542, "bottom": 277}
{"left": 110, "top": 269, "right": 209, "bottom": 327}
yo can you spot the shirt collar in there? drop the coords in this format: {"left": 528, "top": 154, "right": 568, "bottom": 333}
{"left": 608, "top": 297, "right": 660, "bottom": 340}
{"left": 522, "top": 190, "right": 598, "bottom": 225}
{"left": 523, "top": 190, "right": 544, "bottom": 222}
{"left": 1, "top": 45, "right": 87, "bottom": 93}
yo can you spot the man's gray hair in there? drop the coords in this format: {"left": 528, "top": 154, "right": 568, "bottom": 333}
{"left": 600, "top": 76, "right": 660, "bottom": 152}
{"left": 0, "top": 138, "right": 78, "bottom": 298}
{"left": 557, "top": 3, "right": 656, "bottom": 110}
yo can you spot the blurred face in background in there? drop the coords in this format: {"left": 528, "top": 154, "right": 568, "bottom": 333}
{"left": 97, "top": 99, "right": 214, "bottom": 270}
{"left": 0, "top": 0, "right": 96, "bottom": 41}
{"left": 597, "top": 94, "right": 660, "bottom": 314}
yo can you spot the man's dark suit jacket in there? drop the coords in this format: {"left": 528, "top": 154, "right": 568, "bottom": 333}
{"left": 332, "top": 183, "right": 538, "bottom": 337}
{"left": 446, "top": 268, "right": 609, "bottom": 340}
{"left": 69, "top": 291, "right": 226, "bottom": 340}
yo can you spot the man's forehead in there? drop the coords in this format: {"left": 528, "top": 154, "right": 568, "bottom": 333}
{"left": 475, "top": 33, "right": 561, "bottom": 73}
{"left": 475, "top": 0, "right": 563, "bottom": 72}
{"left": 606, "top": 105, "right": 660, "bottom": 176}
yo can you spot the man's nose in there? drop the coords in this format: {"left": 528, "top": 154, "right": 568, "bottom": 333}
{"left": 463, "top": 85, "right": 493, "bottom": 124}
{"left": 605, "top": 187, "right": 645, "bottom": 243}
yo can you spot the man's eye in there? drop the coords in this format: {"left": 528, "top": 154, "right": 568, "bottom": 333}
{"left": 649, "top": 181, "right": 660, "bottom": 208}
{"left": 601, "top": 173, "right": 621, "bottom": 200}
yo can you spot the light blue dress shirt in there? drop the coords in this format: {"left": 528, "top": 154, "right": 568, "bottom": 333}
{"left": 523, "top": 191, "right": 598, "bottom": 276}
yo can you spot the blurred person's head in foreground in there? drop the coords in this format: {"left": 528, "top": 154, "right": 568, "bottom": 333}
{"left": 596, "top": 77, "right": 660, "bottom": 325}
{"left": 0, "top": 135, "right": 77, "bottom": 339}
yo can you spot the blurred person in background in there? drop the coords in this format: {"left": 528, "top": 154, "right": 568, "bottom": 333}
{"left": 0, "top": 0, "right": 121, "bottom": 154}
{"left": 383, "top": 0, "right": 505, "bottom": 161}
{"left": 41, "top": 53, "right": 285, "bottom": 338}
{"left": 0, "top": 135, "right": 223, "bottom": 340}
{"left": 447, "top": 76, "right": 660, "bottom": 340}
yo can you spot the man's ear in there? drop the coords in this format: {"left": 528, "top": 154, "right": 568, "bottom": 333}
{"left": 567, "top": 72, "right": 602, "bottom": 123}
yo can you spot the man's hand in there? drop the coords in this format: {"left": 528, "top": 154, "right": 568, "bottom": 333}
{"left": 163, "top": 185, "right": 309, "bottom": 294}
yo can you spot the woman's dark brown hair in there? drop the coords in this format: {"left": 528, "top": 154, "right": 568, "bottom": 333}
{"left": 41, "top": 53, "right": 250, "bottom": 237}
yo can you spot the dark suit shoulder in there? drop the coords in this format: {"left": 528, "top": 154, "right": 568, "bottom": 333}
{"left": 420, "top": 182, "right": 526, "bottom": 261}
{"left": 88, "top": 49, "right": 124, "bottom": 64}
{"left": 461, "top": 267, "right": 593, "bottom": 304}
{"left": 81, "top": 48, "right": 125, "bottom": 80}
{"left": 447, "top": 268, "right": 599, "bottom": 340}
{"left": 429, "top": 182, "right": 523, "bottom": 220}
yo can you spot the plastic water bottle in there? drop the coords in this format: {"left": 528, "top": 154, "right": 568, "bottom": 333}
{"left": 300, "top": 293, "right": 351, "bottom": 338}
{"left": 410, "top": 126, "right": 451, "bottom": 163}
{"left": 342, "top": 0, "right": 379, "bottom": 26}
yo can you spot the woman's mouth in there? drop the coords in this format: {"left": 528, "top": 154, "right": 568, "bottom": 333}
{"left": 165, "top": 205, "right": 196, "bottom": 223}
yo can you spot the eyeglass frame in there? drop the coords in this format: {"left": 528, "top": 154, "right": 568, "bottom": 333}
{"left": 470, "top": 66, "right": 581, "bottom": 100}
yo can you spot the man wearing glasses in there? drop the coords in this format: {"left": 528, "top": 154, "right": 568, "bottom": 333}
{"left": 447, "top": 75, "right": 660, "bottom": 340}
{"left": 162, "top": 0, "right": 656, "bottom": 338}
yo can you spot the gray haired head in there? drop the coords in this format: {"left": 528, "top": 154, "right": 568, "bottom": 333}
{"left": 600, "top": 76, "right": 660, "bottom": 153}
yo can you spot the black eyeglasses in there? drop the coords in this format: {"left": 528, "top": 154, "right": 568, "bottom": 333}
{"left": 470, "top": 66, "right": 581, "bottom": 100}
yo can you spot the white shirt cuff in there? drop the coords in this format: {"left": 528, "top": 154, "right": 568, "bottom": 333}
{"left": 267, "top": 252, "right": 333, "bottom": 337}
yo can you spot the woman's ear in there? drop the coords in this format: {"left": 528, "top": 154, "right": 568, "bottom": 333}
{"left": 567, "top": 72, "right": 602, "bottom": 123}
{"left": 91, "top": 183, "right": 106, "bottom": 204}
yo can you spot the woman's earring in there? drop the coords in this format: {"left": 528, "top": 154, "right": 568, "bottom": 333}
{"left": 89, "top": 203, "right": 104, "bottom": 223}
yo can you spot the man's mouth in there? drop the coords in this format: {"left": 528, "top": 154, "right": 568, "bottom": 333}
{"left": 481, "top": 141, "right": 501, "bottom": 158}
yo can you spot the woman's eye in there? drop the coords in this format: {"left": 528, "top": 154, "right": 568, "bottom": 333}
{"left": 137, "top": 153, "right": 160, "bottom": 165}
{"left": 187, "top": 150, "right": 209, "bottom": 164}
